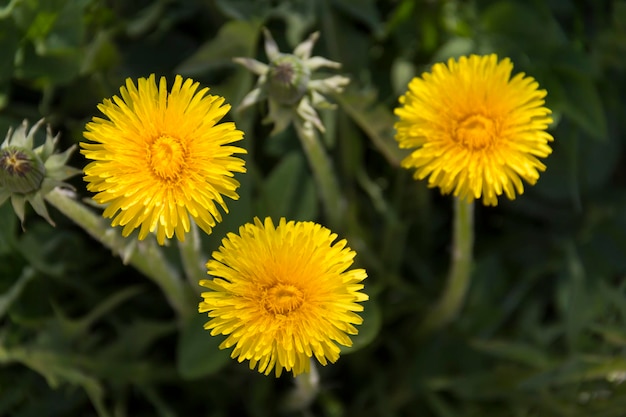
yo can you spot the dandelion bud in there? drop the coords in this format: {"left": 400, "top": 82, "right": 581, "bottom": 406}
{"left": 0, "top": 119, "right": 80, "bottom": 227}
{"left": 267, "top": 54, "right": 311, "bottom": 105}
{"left": 0, "top": 146, "right": 45, "bottom": 193}
{"left": 235, "top": 29, "right": 348, "bottom": 135}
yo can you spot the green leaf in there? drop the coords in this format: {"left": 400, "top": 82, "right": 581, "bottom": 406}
{"left": 213, "top": 0, "right": 271, "bottom": 20}
{"left": 425, "top": 367, "right": 531, "bottom": 400}
{"left": 590, "top": 324, "right": 626, "bottom": 347}
{"left": 558, "top": 241, "right": 588, "bottom": 349}
{"left": 42, "top": 0, "right": 90, "bottom": 51}
{"left": 52, "top": 285, "right": 144, "bottom": 340}
{"left": 24, "top": 10, "right": 58, "bottom": 41}
{"left": 554, "top": 70, "right": 608, "bottom": 141}
{"left": 272, "top": 0, "right": 317, "bottom": 46}
{"left": 520, "top": 356, "right": 626, "bottom": 389}
{"left": 423, "top": 391, "right": 459, "bottom": 417}
{"left": 137, "top": 385, "right": 178, "bottom": 417}
{"left": 531, "top": 125, "right": 581, "bottom": 204}
{"left": 0, "top": 345, "right": 105, "bottom": 398}
{"left": 330, "top": 0, "right": 383, "bottom": 36}
{"left": 176, "top": 313, "right": 231, "bottom": 379}
{"left": 15, "top": 224, "right": 66, "bottom": 277}
{"left": 15, "top": 43, "right": 82, "bottom": 87}
{"left": 431, "top": 37, "right": 476, "bottom": 62}
{"left": 80, "top": 31, "right": 120, "bottom": 74}
{"left": 336, "top": 88, "right": 410, "bottom": 167}
{"left": 175, "top": 19, "right": 263, "bottom": 76}
{"left": 125, "top": 0, "right": 172, "bottom": 38}
{"left": 0, "top": 200, "right": 17, "bottom": 253}
{"left": 341, "top": 299, "right": 381, "bottom": 354}
{"left": 103, "top": 319, "right": 177, "bottom": 359}
{"left": 0, "top": 267, "right": 35, "bottom": 319}
{"left": 480, "top": 1, "right": 566, "bottom": 48}
{"left": 259, "top": 152, "right": 318, "bottom": 221}
{"left": 0, "top": 18, "right": 20, "bottom": 81}
{"left": 470, "top": 339, "right": 552, "bottom": 368}
{"left": 390, "top": 58, "right": 416, "bottom": 98}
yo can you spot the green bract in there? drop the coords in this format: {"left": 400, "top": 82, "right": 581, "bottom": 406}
{"left": 0, "top": 119, "right": 80, "bottom": 227}
{"left": 234, "top": 28, "right": 350, "bottom": 135}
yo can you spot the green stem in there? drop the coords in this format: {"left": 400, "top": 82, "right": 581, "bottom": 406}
{"left": 419, "top": 197, "right": 474, "bottom": 334}
{"left": 0, "top": 0, "right": 22, "bottom": 18}
{"left": 281, "top": 359, "right": 320, "bottom": 412}
{"left": 294, "top": 120, "right": 343, "bottom": 228}
{"left": 45, "top": 188, "right": 196, "bottom": 321}
{"left": 177, "top": 222, "right": 207, "bottom": 294}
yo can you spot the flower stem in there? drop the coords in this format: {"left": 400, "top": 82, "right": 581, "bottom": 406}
{"left": 419, "top": 198, "right": 474, "bottom": 334}
{"left": 177, "top": 222, "right": 207, "bottom": 294}
{"left": 45, "top": 188, "right": 196, "bottom": 321}
{"left": 294, "top": 120, "right": 343, "bottom": 228}
{"left": 281, "top": 359, "right": 320, "bottom": 412}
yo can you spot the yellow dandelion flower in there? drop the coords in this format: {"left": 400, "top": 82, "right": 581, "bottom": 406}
{"left": 394, "top": 54, "right": 554, "bottom": 206}
{"left": 81, "top": 74, "right": 246, "bottom": 244}
{"left": 199, "top": 217, "right": 368, "bottom": 377}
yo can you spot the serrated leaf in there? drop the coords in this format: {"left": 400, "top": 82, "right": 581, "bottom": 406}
{"left": 52, "top": 285, "right": 144, "bottom": 340}
{"left": 0, "top": 267, "right": 35, "bottom": 319}
{"left": 0, "top": 346, "right": 104, "bottom": 397}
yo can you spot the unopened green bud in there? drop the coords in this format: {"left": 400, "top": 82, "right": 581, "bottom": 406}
{"left": 0, "top": 146, "right": 45, "bottom": 193}
{"left": 267, "top": 54, "right": 311, "bottom": 105}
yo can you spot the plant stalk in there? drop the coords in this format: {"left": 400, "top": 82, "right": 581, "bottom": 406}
{"left": 45, "top": 188, "right": 196, "bottom": 321}
{"left": 419, "top": 197, "right": 474, "bottom": 334}
{"left": 294, "top": 120, "right": 343, "bottom": 228}
{"left": 177, "top": 222, "right": 208, "bottom": 294}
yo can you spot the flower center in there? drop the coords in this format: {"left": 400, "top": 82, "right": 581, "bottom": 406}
{"left": 0, "top": 147, "right": 45, "bottom": 193}
{"left": 0, "top": 149, "right": 32, "bottom": 177}
{"left": 267, "top": 54, "right": 310, "bottom": 105}
{"left": 454, "top": 114, "right": 497, "bottom": 150}
{"left": 148, "top": 135, "right": 186, "bottom": 180}
{"left": 263, "top": 284, "right": 304, "bottom": 315}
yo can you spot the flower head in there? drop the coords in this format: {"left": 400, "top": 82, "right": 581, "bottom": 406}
{"left": 394, "top": 54, "right": 554, "bottom": 206}
{"left": 235, "top": 28, "right": 350, "bottom": 135}
{"left": 81, "top": 74, "right": 246, "bottom": 245}
{"left": 0, "top": 119, "right": 79, "bottom": 227}
{"left": 199, "top": 217, "right": 368, "bottom": 377}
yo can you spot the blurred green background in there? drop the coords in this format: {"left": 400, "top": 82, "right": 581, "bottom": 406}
{"left": 2, "top": 0, "right": 626, "bottom": 416}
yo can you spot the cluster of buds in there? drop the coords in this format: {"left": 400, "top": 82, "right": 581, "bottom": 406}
{"left": 0, "top": 119, "right": 80, "bottom": 227}
{"left": 235, "top": 28, "right": 350, "bottom": 135}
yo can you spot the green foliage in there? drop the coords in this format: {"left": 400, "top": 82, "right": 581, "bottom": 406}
{"left": 1, "top": 0, "right": 626, "bottom": 416}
